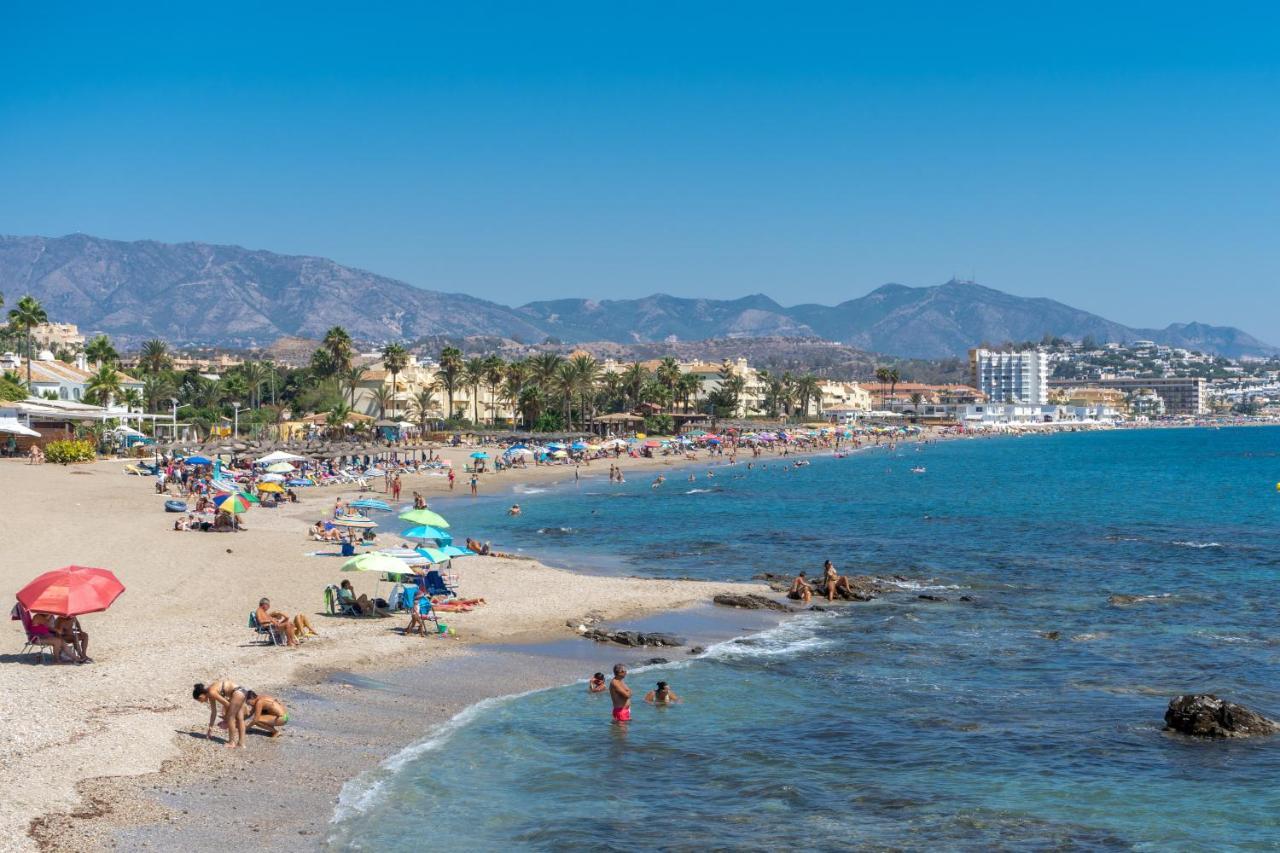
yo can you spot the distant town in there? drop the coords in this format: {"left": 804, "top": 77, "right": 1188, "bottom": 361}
{"left": 2, "top": 309, "right": 1278, "bottom": 451}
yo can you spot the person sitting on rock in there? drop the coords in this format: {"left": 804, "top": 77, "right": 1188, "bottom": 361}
{"left": 823, "top": 560, "right": 856, "bottom": 602}
{"left": 788, "top": 572, "right": 813, "bottom": 605}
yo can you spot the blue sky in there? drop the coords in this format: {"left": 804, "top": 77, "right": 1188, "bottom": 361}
{"left": 2, "top": 2, "right": 1277, "bottom": 339}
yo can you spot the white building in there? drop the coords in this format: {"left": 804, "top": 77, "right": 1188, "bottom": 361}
{"left": 969, "top": 349, "right": 1050, "bottom": 405}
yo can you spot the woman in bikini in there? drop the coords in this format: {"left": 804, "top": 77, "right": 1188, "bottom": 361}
{"left": 193, "top": 679, "right": 245, "bottom": 742}
{"left": 244, "top": 691, "right": 289, "bottom": 738}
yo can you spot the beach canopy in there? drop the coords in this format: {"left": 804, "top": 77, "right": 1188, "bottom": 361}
{"left": 400, "top": 524, "right": 452, "bottom": 543}
{"left": 332, "top": 515, "right": 377, "bottom": 529}
{"left": 184, "top": 455, "right": 213, "bottom": 466}
{"left": 503, "top": 447, "right": 533, "bottom": 459}
{"left": 375, "top": 548, "right": 429, "bottom": 567}
{"left": 341, "top": 553, "right": 406, "bottom": 574}
{"left": 0, "top": 417, "right": 40, "bottom": 437}
{"left": 256, "top": 450, "right": 307, "bottom": 464}
{"left": 398, "top": 508, "right": 450, "bottom": 529}
{"left": 265, "top": 462, "right": 295, "bottom": 473}
{"left": 17, "top": 565, "right": 125, "bottom": 617}
{"left": 214, "top": 493, "right": 251, "bottom": 514}
{"left": 470, "top": 451, "right": 489, "bottom": 459}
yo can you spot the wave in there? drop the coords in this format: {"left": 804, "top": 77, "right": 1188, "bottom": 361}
{"left": 514, "top": 485, "right": 549, "bottom": 494}
{"left": 683, "top": 488, "right": 718, "bottom": 494}
{"left": 881, "top": 578, "right": 964, "bottom": 592}
{"left": 700, "top": 614, "right": 833, "bottom": 661}
{"left": 538, "top": 527, "right": 574, "bottom": 535}
{"left": 1171, "top": 540, "right": 1222, "bottom": 549}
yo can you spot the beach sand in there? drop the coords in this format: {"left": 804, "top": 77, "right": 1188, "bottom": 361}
{"left": 0, "top": 446, "right": 780, "bottom": 851}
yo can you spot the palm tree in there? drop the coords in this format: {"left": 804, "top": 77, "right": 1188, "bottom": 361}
{"left": 322, "top": 327, "right": 354, "bottom": 375}
{"left": 380, "top": 343, "right": 409, "bottom": 421}
{"left": 139, "top": 339, "right": 172, "bottom": 374}
{"left": 655, "top": 357, "right": 681, "bottom": 402}
{"left": 909, "top": 391, "right": 924, "bottom": 417}
{"left": 436, "top": 346, "right": 464, "bottom": 418}
{"left": 84, "top": 364, "right": 122, "bottom": 407}
{"left": 569, "top": 354, "right": 601, "bottom": 429}
{"left": 192, "top": 376, "right": 224, "bottom": 409}
{"left": 874, "top": 366, "right": 893, "bottom": 409}
{"left": 326, "top": 403, "right": 352, "bottom": 437}
{"left": 530, "top": 353, "right": 564, "bottom": 393}
{"left": 794, "top": 375, "right": 822, "bottom": 418}
{"left": 240, "top": 361, "right": 270, "bottom": 409}
{"left": 340, "top": 365, "right": 364, "bottom": 409}
{"left": 463, "top": 357, "right": 486, "bottom": 425}
{"left": 676, "top": 372, "right": 701, "bottom": 414}
{"left": 370, "top": 385, "right": 394, "bottom": 419}
{"left": 409, "top": 388, "right": 439, "bottom": 432}
{"left": 143, "top": 374, "right": 176, "bottom": 413}
{"left": 121, "top": 387, "right": 144, "bottom": 413}
{"left": 482, "top": 354, "right": 506, "bottom": 425}
{"left": 552, "top": 362, "right": 577, "bottom": 428}
{"left": 84, "top": 334, "right": 118, "bottom": 367}
{"left": 8, "top": 295, "right": 47, "bottom": 386}
{"left": 888, "top": 368, "right": 901, "bottom": 407}
{"left": 621, "top": 362, "right": 648, "bottom": 410}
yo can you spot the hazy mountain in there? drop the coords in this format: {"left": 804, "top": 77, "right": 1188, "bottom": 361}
{"left": 0, "top": 234, "right": 547, "bottom": 347}
{"left": 1, "top": 235, "right": 1274, "bottom": 359}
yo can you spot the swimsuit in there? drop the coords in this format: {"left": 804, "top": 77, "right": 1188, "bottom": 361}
{"left": 612, "top": 706, "right": 631, "bottom": 722}
{"left": 279, "top": 712, "right": 289, "bottom": 725}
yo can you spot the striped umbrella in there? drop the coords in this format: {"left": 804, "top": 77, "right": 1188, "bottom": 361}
{"left": 332, "top": 515, "right": 378, "bottom": 529}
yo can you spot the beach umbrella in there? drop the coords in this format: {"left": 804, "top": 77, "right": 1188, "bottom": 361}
{"left": 375, "top": 548, "right": 429, "bottom": 567}
{"left": 17, "top": 565, "right": 125, "bottom": 617}
{"left": 351, "top": 498, "right": 392, "bottom": 512}
{"left": 332, "top": 515, "right": 377, "bottom": 529}
{"left": 256, "top": 482, "right": 285, "bottom": 493}
{"left": 256, "top": 450, "right": 307, "bottom": 464}
{"left": 504, "top": 447, "right": 533, "bottom": 459}
{"left": 236, "top": 491, "right": 261, "bottom": 505}
{"left": 184, "top": 455, "right": 213, "bottom": 466}
{"left": 643, "top": 439, "right": 662, "bottom": 448}
{"left": 551, "top": 450, "right": 568, "bottom": 458}
{"left": 547, "top": 442, "right": 567, "bottom": 450}
{"left": 442, "top": 545, "right": 472, "bottom": 558}
{"left": 341, "top": 553, "right": 407, "bottom": 573}
{"left": 260, "top": 472, "right": 286, "bottom": 482}
{"left": 470, "top": 451, "right": 489, "bottom": 459}
{"left": 398, "top": 508, "right": 450, "bottom": 529}
{"left": 570, "top": 441, "right": 588, "bottom": 451}
{"left": 265, "top": 462, "right": 295, "bottom": 473}
{"left": 414, "top": 546, "right": 450, "bottom": 564}
{"left": 214, "top": 493, "right": 251, "bottom": 514}
{"left": 400, "top": 524, "right": 452, "bottom": 544}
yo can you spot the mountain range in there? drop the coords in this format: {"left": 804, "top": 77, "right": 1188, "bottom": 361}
{"left": 1, "top": 234, "right": 1275, "bottom": 359}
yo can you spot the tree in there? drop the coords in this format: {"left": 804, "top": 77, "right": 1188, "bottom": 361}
{"left": 569, "top": 354, "right": 601, "bottom": 429}
{"left": 143, "top": 374, "right": 176, "bottom": 413}
{"left": 381, "top": 343, "right": 409, "bottom": 421}
{"left": 530, "top": 353, "right": 564, "bottom": 393}
{"left": 552, "top": 361, "right": 577, "bottom": 428}
{"left": 909, "top": 391, "right": 924, "bottom": 417}
{"left": 84, "top": 364, "right": 122, "bottom": 407}
{"left": 371, "top": 385, "right": 394, "bottom": 420}
{"left": 7, "top": 295, "right": 48, "bottom": 387}
{"left": 676, "top": 372, "right": 701, "bottom": 414}
{"left": 409, "top": 388, "right": 439, "bottom": 432}
{"left": 888, "top": 368, "right": 900, "bottom": 406}
{"left": 436, "top": 346, "right": 464, "bottom": 418}
{"left": 139, "top": 339, "right": 172, "bottom": 374}
{"left": 655, "top": 357, "right": 682, "bottom": 401}
{"left": 340, "top": 365, "right": 364, "bottom": 409}
{"left": 482, "top": 354, "right": 506, "bottom": 425}
{"left": 239, "top": 361, "right": 270, "bottom": 409}
{"left": 874, "top": 366, "right": 892, "bottom": 408}
{"left": 322, "top": 327, "right": 354, "bottom": 375}
{"left": 121, "top": 387, "right": 144, "bottom": 412}
{"left": 85, "top": 334, "right": 118, "bottom": 368}
{"left": 464, "top": 357, "right": 487, "bottom": 425}
{"left": 326, "top": 403, "right": 353, "bottom": 436}
{"left": 794, "top": 375, "right": 821, "bottom": 417}
{"left": 621, "top": 362, "right": 648, "bottom": 410}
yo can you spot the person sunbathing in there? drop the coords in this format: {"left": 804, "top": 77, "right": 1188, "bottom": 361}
{"left": 338, "top": 580, "right": 382, "bottom": 616}
{"left": 788, "top": 572, "right": 813, "bottom": 605}
{"left": 822, "top": 559, "right": 857, "bottom": 602}
{"left": 256, "top": 597, "right": 317, "bottom": 646}
{"left": 244, "top": 691, "right": 289, "bottom": 738}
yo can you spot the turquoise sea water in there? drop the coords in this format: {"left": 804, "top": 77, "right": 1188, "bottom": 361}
{"left": 330, "top": 427, "right": 1280, "bottom": 850}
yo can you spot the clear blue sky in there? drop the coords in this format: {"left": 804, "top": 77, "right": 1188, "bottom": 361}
{"left": 2, "top": 2, "right": 1277, "bottom": 340}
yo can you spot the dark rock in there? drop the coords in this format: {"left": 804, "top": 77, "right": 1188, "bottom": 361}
{"left": 917, "top": 594, "right": 948, "bottom": 602}
{"left": 1164, "top": 694, "right": 1278, "bottom": 738}
{"left": 643, "top": 657, "right": 670, "bottom": 665}
{"left": 1108, "top": 594, "right": 1142, "bottom": 606}
{"left": 1039, "top": 631, "right": 1061, "bottom": 641}
{"left": 808, "top": 605, "right": 830, "bottom": 612}
{"left": 713, "top": 593, "right": 791, "bottom": 612}
{"left": 756, "top": 571, "right": 889, "bottom": 602}
{"left": 959, "top": 595, "right": 975, "bottom": 602}
{"left": 580, "top": 628, "right": 686, "bottom": 648}
{"left": 687, "top": 646, "right": 705, "bottom": 655}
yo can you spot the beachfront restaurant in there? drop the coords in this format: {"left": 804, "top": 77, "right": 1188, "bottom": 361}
{"left": 0, "top": 398, "right": 175, "bottom": 452}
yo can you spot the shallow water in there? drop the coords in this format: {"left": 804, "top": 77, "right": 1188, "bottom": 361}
{"left": 330, "top": 427, "right": 1280, "bottom": 850}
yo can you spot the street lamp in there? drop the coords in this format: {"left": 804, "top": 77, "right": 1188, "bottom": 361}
{"left": 232, "top": 401, "right": 242, "bottom": 438}
{"left": 170, "top": 398, "right": 179, "bottom": 441}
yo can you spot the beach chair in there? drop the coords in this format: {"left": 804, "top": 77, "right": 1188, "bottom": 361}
{"left": 11, "top": 604, "right": 57, "bottom": 664}
{"left": 422, "top": 569, "right": 456, "bottom": 598}
{"left": 324, "top": 585, "right": 361, "bottom": 617}
{"left": 249, "top": 612, "right": 284, "bottom": 646}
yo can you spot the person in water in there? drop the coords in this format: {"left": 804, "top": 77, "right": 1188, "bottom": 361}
{"left": 788, "top": 572, "right": 813, "bottom": 605}
{"left": 587, "top": 672, "right": 607, "bottom": 693}
{"left": 244, "top": 691, "right": 289, "bottom": 738}
{"left": 508, "top": 504, "right": 521, "bottom": 516}
{"left": 609, "top": 663, "right": 631, "bottom": 723}
{"left": 644, "top": 681, "right": 681, "bottom": 705}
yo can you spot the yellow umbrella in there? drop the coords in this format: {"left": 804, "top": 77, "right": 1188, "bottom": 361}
{"left": 257, "top": 482, "right": 285, "bottom": 493}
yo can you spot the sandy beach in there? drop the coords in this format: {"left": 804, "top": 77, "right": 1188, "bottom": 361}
{"left": 0, "top": 444, "right": 784, "bottom": 852}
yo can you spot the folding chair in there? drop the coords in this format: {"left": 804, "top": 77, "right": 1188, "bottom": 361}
{"left": 249, "top": 612, "right": 284, "bottom": 645}
{"left": 12, "top": 604, "right": 58, "bottom": 664}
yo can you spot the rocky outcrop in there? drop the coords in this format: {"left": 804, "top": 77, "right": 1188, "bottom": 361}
{"left": 581, "top": 629, "right": 686, "bottom": 648}
{"left": 1163, "top": 694, "right": 1278, "bottom": 738}
{"left": 752, "top": 572, "right": 889, "bottom": 602}
{"left": 712, "top": 593, "right": 791, "bottom": 612}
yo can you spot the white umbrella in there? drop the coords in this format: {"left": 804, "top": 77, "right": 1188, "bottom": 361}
{"left": 256, "top": 450, "right": 308, "bottom": 464}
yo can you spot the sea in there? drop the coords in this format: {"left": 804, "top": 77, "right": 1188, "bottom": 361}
{"left": 327, "top": 426, "right": 1280, "bottom": 850}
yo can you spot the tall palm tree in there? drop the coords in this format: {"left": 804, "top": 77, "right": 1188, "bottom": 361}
{"left": 380, "top": 343, "right": 409, "bottom": 421}
{"left": 874, "top": 366, "right": 893, "bottom": 409}
{"left": 436, "top": 346, "right": 464, "bottom": 418}
{"left": 676, "top": 372, "right": 701, "bottom": 414}
{"left": 84, "top": 334, "right": 118, "bottom": 368}
{"left": 340, "top": 365, "right": 364, "bottom": 409}
{"left": 322, "top": 327, "right": 354, "bottom": 375}
{"left": 621, "top": 362, "right": 648, "bottom": 410}
{"left": 84, "top": 364, "right": 122, "bottom": 407}
{"left": 794, "top": 375, "right": 822, "bottom": 418}
{"left": 326, "top": 403, "right": 353, "bottom": 437}
{"left": 143, "top": 374, "right": 176, "bottom": 413}
{"left": 371, "top": 385, "right": 394, "bottom": 420}
{"left": 7, "top": 295, "right": 48, "bottom": 387}
{"left": 139, "top": 339, "right": 172, "bottom": 374}
{"left": 553, "top": 362, "right": 577, "bottom": 428}
{"left": 463, "top": 357, "right": 487, "bottom": 425}
{"left": 121, "top": 387, "right": 144, "bottom": 413}
{"left": 888, "top": 367, "right": 901, "bottom": 407}
{"left": 240, "top": 361, "right": 269, "bottom": 409}
{"left": 482, "top": 354, "right": 506, "bottom": 425}
{"left": 655, "top": 357, "right": 681, "bottom": 402}
{"left": 409, "top": 388, "right": 439, "bottom": 432}
{"left": 530, "top": 353, "right": 564, "bottom": 393}
{"left": 569, "top": 354, "right": 601, "bottom": 429}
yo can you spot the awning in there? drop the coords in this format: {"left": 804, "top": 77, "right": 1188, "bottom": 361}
{"left": 0, "top": 417, "right": 40, "bottom": 437}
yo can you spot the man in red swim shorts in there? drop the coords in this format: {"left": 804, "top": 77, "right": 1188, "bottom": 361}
{"left": 609, "top": 663, "right": 631, "bottom": 724}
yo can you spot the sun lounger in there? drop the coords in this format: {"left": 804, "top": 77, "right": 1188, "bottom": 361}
{"left": 421, "top": 569, "right": 456, "bottom": 598}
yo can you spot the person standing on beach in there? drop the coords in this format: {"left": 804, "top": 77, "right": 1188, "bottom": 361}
{"left": 470, "top": 474, "right": 478, "bottom": 496}
{"left": 609, "top": 663, "right": 632, "bottom": 724}
{"left": 448, "top": 468, "right": 456, "bottom": 491}
{"left": 392, "top": 473, "right": 402, "bottom": 501}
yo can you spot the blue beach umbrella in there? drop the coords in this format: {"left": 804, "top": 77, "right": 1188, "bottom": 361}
{"left": 470, "top": 451, "right": 489, "bottom": 459}
{"left": 442, "top": 545, "right": 471, "bottom": 558}
{"left": 184, "top": 455, "right": 213, "bottom": 466}
{"left": 571, "top": 441, "right": 588, "bottom": 451}
{"left": 414, "top": 546, "right": 451, "bottom": 564}
{"left": 400, "top": 524, "right": 453, "bottom": 544}
{"left": 351, "top": 498, "right": 392, "bottom": 512}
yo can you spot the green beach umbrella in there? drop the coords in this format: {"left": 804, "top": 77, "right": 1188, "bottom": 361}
{"left": 398, "top": 508, "right": 450, "bottom": 529}
{"left": 340, "top": 553, "right": 408, "bottom": 573}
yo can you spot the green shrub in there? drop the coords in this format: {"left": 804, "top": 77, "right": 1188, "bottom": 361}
{"left": 45, "top": 439, "right": 97, "bottom": 464}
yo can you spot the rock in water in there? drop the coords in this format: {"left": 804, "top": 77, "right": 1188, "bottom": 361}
{"left": 1163, "top": 694, "right": 1278, "bottom": 738}
{"left": 712, "top": 593, "right": 791, "bottom": 612}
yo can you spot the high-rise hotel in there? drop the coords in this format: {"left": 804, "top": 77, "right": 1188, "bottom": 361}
{"left": 969, "top": 348, "right": 1050, "bottom": 405}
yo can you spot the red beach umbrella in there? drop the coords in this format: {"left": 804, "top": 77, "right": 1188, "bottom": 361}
{"left": 16, "top": 565, "right": 126, "bottom": 617}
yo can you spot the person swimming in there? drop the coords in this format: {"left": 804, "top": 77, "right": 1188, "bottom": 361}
{"left": 644, "top": 681, "right": 681, "bottom": 705}
{"left": 587, "top": 672, "right": 607, "bottom": 693}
